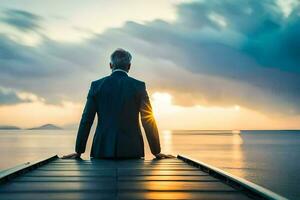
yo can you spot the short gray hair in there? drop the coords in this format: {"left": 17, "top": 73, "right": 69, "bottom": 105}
{"left": 110, "top": 48, "right": 132, "bottom": 69}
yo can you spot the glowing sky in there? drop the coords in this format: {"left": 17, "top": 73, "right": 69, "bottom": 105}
{"left": 0, "top": 0, "right": 300, "bottom": 129}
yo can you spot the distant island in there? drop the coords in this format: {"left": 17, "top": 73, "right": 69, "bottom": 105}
{"left": 28, "top": 124, "right": 63, "bottom": 130}
{"left": 0, "top": 123, "right": 66, "bottom": 130}
{"left": 0, "top": 125, "right": 21, "bottom": 130}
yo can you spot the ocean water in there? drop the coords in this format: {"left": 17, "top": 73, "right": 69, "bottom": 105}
{"left": 0, "top": 129, "right": 299, "bottom": 199}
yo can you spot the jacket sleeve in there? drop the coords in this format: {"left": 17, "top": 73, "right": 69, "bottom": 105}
{"left": 139, "top": 82, "right": 161, "bottom": 155}
{"left": 75, "top": 82, "right": 96, "bottom": 154}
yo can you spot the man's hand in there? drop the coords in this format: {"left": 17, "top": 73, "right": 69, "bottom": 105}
{"left": 155, "top": 153, "right": 175, "bottom": 159}
{"left": 61, "top": 153, "right": 81, "bottom": 159}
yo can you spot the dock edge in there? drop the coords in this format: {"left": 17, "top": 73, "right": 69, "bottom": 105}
{"left": 177, "top": 154, "right": 288, "bottom": 200}
{"left": 0, "top": 154, "right": 58, "bottom": 184}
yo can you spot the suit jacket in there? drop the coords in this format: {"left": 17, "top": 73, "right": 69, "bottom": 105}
{"left": 75, "top": 71, "right": 161, "bottom": 158}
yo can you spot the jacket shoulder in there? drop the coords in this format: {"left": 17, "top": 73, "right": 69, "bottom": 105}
{"left": 92, "top": 76, "right": 109, "bottom": 85}
{"left": 90, "top": 76, "right": 109, "bottom": 95}
{"left": 127, "top": 76, "right": 145, "bottom": 88}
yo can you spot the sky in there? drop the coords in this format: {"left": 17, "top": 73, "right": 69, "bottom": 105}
{"left": 0, "top": 0, "right": 300, "bottom": 130}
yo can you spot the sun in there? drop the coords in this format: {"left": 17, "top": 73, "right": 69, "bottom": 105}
{"left": 234, "top": 105, "right": 240, "bottom": 111}
{"left": 151, "top": 92, "right": 174, "bottom": 116}
{"left": 152, "top": 92, "right": 172, "bottom": 106}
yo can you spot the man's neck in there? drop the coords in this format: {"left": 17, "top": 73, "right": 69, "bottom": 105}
{"left": 112, "top": 68, "right": 128, "bottom": 74}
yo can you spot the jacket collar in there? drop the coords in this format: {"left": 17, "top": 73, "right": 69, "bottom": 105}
{"left": 111, "top": 69, "right": 128, "bottom": 76}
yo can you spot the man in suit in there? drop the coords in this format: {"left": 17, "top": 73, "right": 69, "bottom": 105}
{"left": 63, "top": 48, "right": 172, "bottom": 159}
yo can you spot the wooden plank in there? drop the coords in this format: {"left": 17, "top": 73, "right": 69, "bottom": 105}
{"left": 50, "top": 160, "right": 183, "bottom": 165}
{"left": 13, "top": 175, "right": 218, "bottom": 182}
{"left": 51, "top": 161, "right": 186, "bottom": 166}
{"left": 50, "top": 162, "right": 183, "bottom": 164}
{"left": 120, "top": 191, "right": 252, "bottom": 200}
{"left": 118, "top": 181, "right": 235, "bottom": 192}
{"left": 118, "top": 176, "right": 218, "bottom": 182}
{"left": 118, "top": 169, "right": 207, "bottom": 176}
{"left": 23, "top": 169, "right": 206, "bottom": 177}
{"left": 0, "top": 192, "right": 116, "bottom": 200}
{"left": 46, "top": 163, "right": 189, "bottom": 167}
{"left": 0, "top": 181, "right": 116, "bottom": 192}
{"left": 13, "top": 176, "right": 116, "bottom": 182}
{"left": 52, "top": 159, "right": 181, "bottom": 162}
{"left": 23, "top": 170, "right": 116, "bottom": 177}
{"left": 0, "top": 181, "right": 234, "bottom": 193}
{"left": 48, "top": 161, "right": 187, "bottom": 164}
{"left": 38, "top": 163, "right": 197, "bottom": 169}
{"left": 38, "top": 166, "right": 199, "bottom": 171}
{"left": 0, "top": 191, "right": 251, "bottom": 200}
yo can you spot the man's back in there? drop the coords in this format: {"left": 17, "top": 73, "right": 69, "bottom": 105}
{"left": 75, "top": 70, "right": 161, "bottom": 158}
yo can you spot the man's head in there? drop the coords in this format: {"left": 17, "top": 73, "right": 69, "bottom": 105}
{"left": 110, "top": 48, "right": 132, "bottom": 72}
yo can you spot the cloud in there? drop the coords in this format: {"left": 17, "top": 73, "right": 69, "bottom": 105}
{"left": 0, "top": 1, "right": 300, "bottom": 115}
{"left": 1, "top": 9, "right": 42, "bottom": 32}
{"left": 0, "top": 87, "right": 31, "bottom": 105}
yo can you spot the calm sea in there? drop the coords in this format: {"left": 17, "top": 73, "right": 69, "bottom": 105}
{"left": 0, "top": 129, "right": 299, "bottom": 199}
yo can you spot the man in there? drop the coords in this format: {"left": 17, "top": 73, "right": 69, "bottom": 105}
{"left": 63, "top": 48, "right": 173, "bottom": 159}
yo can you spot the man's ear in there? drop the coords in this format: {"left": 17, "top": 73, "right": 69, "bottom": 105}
{"left": 128, "top": 63, "right": 131, "bottom": 71}
{"left": 110, "top": 63, "right": 113, "bottom": 69}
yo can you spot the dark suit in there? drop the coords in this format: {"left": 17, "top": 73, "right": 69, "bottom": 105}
{"left": 75, "top": 71, "right": 161, "bottom": 158}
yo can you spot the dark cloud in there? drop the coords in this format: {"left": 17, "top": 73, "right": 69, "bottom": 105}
{"left": 2, "top": 9, "right": 42, "bottom": 31}
{"left": 0, "top": 1, "right": 300, "bottom": 115}
{"left": 0, "top": 31, "right": 109, "bottom": 104}
{"left": 0, "top": 88, "right": 30, "bottom": 105}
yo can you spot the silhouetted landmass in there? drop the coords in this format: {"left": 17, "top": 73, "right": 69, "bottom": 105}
{"left": 0, "top": 125, "right": 21, "bottom": 130}
{"left": 28, "top": 124, "right": 63, "bottom": 130}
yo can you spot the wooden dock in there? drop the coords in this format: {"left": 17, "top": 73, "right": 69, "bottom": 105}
{"left": 0, "top": 155, "right": 287, "bottom": 200}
